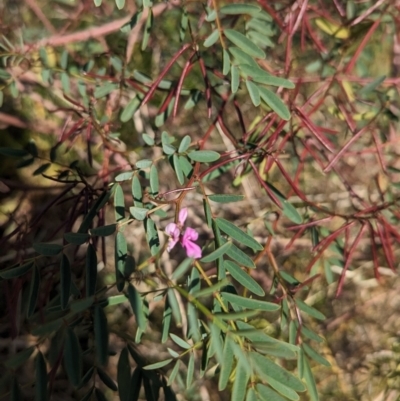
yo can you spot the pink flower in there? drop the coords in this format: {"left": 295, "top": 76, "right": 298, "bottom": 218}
{"left": 165, "top": 208, "right": 202, "bottom": 259}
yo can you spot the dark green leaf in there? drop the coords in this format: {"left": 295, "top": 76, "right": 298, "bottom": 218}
{"left": 216, "top": 218, "right": 263, "bottom": 251}
{"left": 94, "top": 305, "right": 109, "bottom": 365}
{"left": 86, "top": 244, "right": 97, "bottom": 297}
{"left": 10, "top": 377, "right": 22, "bottom": 401}
{"left": 27, "top": 265, "right": 40, "bottom": 318}
{"left": 97, "top": 366, "right": 118, "bottom": 391}
{"left": 145, "top": 217, "right": 160, "bottom": 256}
{"left": 258, "top": 86, "right": 291, "bottom": 121}
{"left": 264, "top": 182, "right": 302, "bottom": 223}
{"left": 224, "top": 241, "right": 255, "bottom": 268}
{"left": 0, "top": 261, "right": 33, "bottom": 279}
{"left": 224, "top": 260, "right": 264, "bottom": 295}
{"left": 129, "top": 367, "right": 142, "bottom": 401}
{"left": 33, "top": 163, "right": 51, "bottom": 176}
{"left": 4, "top": 346, "right": 35, "bottom": 369}
{"left": 141, "top": 8, "right": 153, "bottom": 51}
{"left": 224, "top": 29, "right": 265, "bottom": 59}
{"left": 128, "top": 284, "right": 147, "bottom": 332}
{"left": 33, "top": 243, "right": 63, "bottom": 256}
{"left": 32, "top": 318, "right": 62, "bottom": 336}
{"left": 60, "top": 254, "right": 71, "bottom": 310}
{"left": 35, "top": 352, "right": 48, "bottom": 401}
{"left": 64, "top": 327, "right": 82, "bottom": 387}
{"left": 95, "top": 388, "right": 108, "bottom": 401}
{"left": 118, "top": 348, "right": 131, "bottom": 401}
{"left": 64, "top": 232, "right": 89, "bottom": 245}
{"left": 132, "top": 175, "right": 143, "bottom": 207}
{"left": 115, "top": 232, "right": 127, "bottom": 291}
{"left": 162, "top": 298, "right": 172, "bottom": 343}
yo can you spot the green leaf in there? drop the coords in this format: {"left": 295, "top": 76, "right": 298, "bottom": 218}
{"left": 224, "top": 29, "right": 265, "bottom": 59}
{"left": 232, "top": 359, "right": 249, "bottom": 401}
{"left": 116, "top": 0, "right": 125, "bottom": 10}
{"left": 302, "top": 343, "right": 331, "bottom": 367}
{"left": 188, "top": 150, "right": 220, "bottom": 162}
{"left": 32, "top": 318, "right": 62, "bottom": 336}
{"left": 129, "top": 367, "right": 142, "bottom": 401}
{"left": 301, "top": 352, "right": 319, "bottom": 401}
{"left": 4, "top": 346, "right": 35, "bottom": 369}
{"left": 33, "top": 163, "right": 51, "bottom": 176}
{"left": 118, "top": 348, "right": 131, "bottom": 401}
{"left": 90, "top": 224, "right": 116, "bottom": 236}
{"left": 264, "top": 182, "right": 302, "bottom": 224}
{"left": 0, "top": 261, "right": 33, "bottom": 279}
{"left": 170, "top": 333, "right": 191, "bottom": 349}
{"left": 60, "top": 254, "right": 71, "bottom": 310}
{"left": 64, "top": 327, "right": 83, "bottom": 387}
{"left": 204, "top": 30, "right": 219, "bottom": 47}
{"left": 208, "top": 194, "right": 245, "bottom": 203}
{"left": 215, "top": 218, "right": 263, "bottom": 251}
{"left": 33, "top": 243, "right": 63, "bottom": 256}
{"left": 359, "top": 75, "right": 386, "bottom": 95}
{"left": 246, "top": 388, "right": 257, "bottom": 401}
{"left": 167, "top": 360, "right": 180, "bottom": 385}
{"left": 167, "top": 289, "right": 182, "bottom": 327}
{"left": 171, "top": 257, "right": 193, "bottom": 281}
{"left": 218, "top": 335, "right": 235, "bottom": 390}
{"left": 224, "top": 241, "right": 255, "bottom": 268}
{"left": 115, "top": 232, "right": 127, "bottom": 291}
{"left": 178, "top": 135, "right": 191, "bottom": 153}
{"left": 94, "top": 82, "right": 118, "bottom": 98}
{"left": 266, "top": 376, "right": 300, "bottom": 401}
{"left": 10, "top": 377, "right": 22, "bottom": 401}
{"left": 186, "top": 353, "right": 195, "bottom": 388}
{"left": 114, "top": 184, "right": 125, "bottom": 222}
{"left": 162, "top": 298, "right": 172, "bottom": 343}
{"left": 229, "top": 47, "right": 259, "bottom": 69}
{"left": 142, "top": 133, "right": 154, "bottom": 146}
{"left": 200, "top": 241, "right": 232, "bottom": 263}
{"left": 27, "top": 265, "right": 40, "bottom": 318}
{"left": 250, "top": 352, "right": 306, "bottom": 392}
{"left": 97, "top": 366, "right": 118, "bottom": 391}
{"left": 240, "top": 64, "right": 295, "bottom": 88}
{"left": 141, "top": 8, "right": 153, "bottom": 51}
{"left": 222, "top": 292, "right": 279, "bottom": 311}
{"left": 180, "top": 8, "right": 188, "bottom": 41}
{"left": 128, "top": 284, "right": 147, "bottom": 332}
{"left": 295, "top": 299, "right": 326, "bottom": 320}
{"left": 145, "top": 217, "right": 160, "bottom": 256}
{"left": 86, "top": 244, "right": 97, "bottom": 297}
{"left": 64, "top": 232, "right": 89, "bottom": 245}
{"left": 94, "top": 305, "right": 109, "bottom": 365}
{"left": 258, "top": 86, "right": 291, "bottom": 121}
{"left": 223, "top": 49, "right": 230, "bottom": 75}
{"left": 136, "top": 159, "right": 153, "bottom": 169}
{"left": 130, "top": 206, "right": 148, "bottom": 221}
{"left": 35, "top": 352, "right": 48, "bottom": 401}
{"left": 121, "top": 97, "right": 141, "bottom": 122}
{"left": 224, "top": 260, "right": 264, "bottom": 296}
{"left": 246, "top": 80, "right": 261, "bottom": 106}
{"left": 149, "top": 165, "right": 159, "bottom": 196}
{"left": 220, "top": 4, "right": 261, "bottom": 15}
{"left": 256, "top": 384, "right": 287, "bottom": 401}
{"left": 173, "top": 154, "right": 184, "bottom": 185}
{"left": 231, "top": 65, "right": 240, "bottom": 93}
{"left": 143, "top": 358, "right": 173, "bottom": 370}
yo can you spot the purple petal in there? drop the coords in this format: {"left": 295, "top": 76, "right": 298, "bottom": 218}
{"left": 182, "top": 240, "right": 202, "bottom": 259}
{"left": 178, "top": 208, "right": 188, "bottom": 225}
{"left": 165, "top": 223, "right": 179, "bottom": 237}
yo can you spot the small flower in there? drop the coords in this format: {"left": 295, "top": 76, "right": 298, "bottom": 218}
{"left": 165, "top": 208, "right": 202, "bottom": 259}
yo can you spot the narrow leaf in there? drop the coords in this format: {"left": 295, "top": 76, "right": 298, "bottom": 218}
{"left": 188, "top": 150, "right": 220, "bottom": 162}
{"left": 224, "top": 29, "right": 265, "bottom": 58}
{"left": 259, "top": 86, "right": 291, "bottom": 121}
{"left": 64, "top": 327, "right": 83, "bottom": 387}
{"left": 94, "top": 305, "right": 109, "bottom": 365}
{"left": 224, "top": 260, "right": 264, "bottom": 296}
{"left": 60, "top": 254, "right": 71, "bottom": 310}
{"left": 222, "top": 292, "right": 279, "bottom": 311}
{"left": 86, "top": 244, "right": 97, "bottom": 297}
{"left": 200, "top": 241, "right": 232, "bottom": 263}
